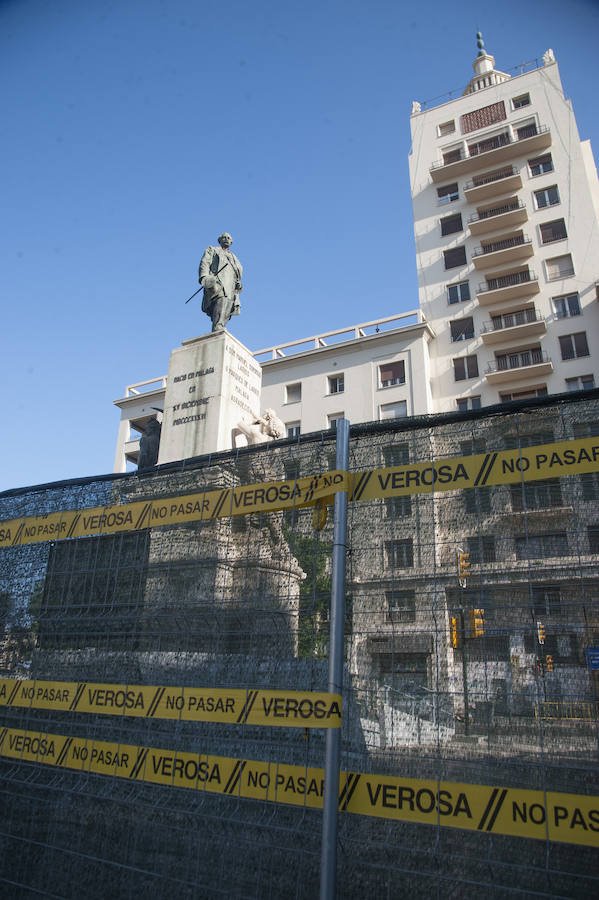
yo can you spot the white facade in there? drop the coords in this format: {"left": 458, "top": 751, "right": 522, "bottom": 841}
{"left": 113, "top": 44, "right": 599, "bottom": 471}
{"left": 259, "top": 314, "right": 434, "bottom": 436}
{"left": 409, "top": 47, "right": 599, "bottom": 412}
{"left": 112, "top": 312, "right": 434, "bottom": 471}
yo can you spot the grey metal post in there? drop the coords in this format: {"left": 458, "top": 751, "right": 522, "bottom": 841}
{"left": 320, "top": 418, "right": 350, "bottom": 900}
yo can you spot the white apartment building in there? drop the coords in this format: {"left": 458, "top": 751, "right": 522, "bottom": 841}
{"left": 410, "top": 37, "right": 599, "bottom": 412}
{"left": 113, "top": 40, "right": 599, "bottom": 471}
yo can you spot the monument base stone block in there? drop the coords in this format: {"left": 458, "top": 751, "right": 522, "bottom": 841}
{"left": 158, "top": 331, "right": 262, "bottom": 464}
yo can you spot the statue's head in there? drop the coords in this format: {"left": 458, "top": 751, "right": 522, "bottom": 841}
{"left": 218, "top": 233, "right": 233, "bottom": 248}
{"left": 262, "top": 409, "right": 285, "bottom": 439}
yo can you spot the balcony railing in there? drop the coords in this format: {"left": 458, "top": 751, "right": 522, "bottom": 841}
{"left": 469, "top": 200, "right": 524, "bottom": 224}
{"left": 468, "top": 132, "right": 510, "bottom": 157}
{"left": 486, "top": 349, "right": 550, "bottom": 374}
{"left": 516, "top": 123, "right": 539, "bottom": 140}
{"left": 464, "top": 166, "right": 518, "bottom": 191}
{"left": 478, "top": 270, "right": 538, "bottom": 293}
{"left": 481, "top": 309, "right": 542, "bottom": 333}
{"left": 473, "top": 235, "right": 531, "bottom": 257}
{"left": 430, "top": 125, "right": 550, "bottom": 173}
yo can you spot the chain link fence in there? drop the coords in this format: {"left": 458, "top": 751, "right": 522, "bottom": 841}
{"left": 1, "top": 392, "right": 598, "bottom": 898}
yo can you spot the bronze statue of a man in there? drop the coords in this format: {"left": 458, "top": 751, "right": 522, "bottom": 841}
{"left": 198, "top": 233, "right": 243, "bottom": 332}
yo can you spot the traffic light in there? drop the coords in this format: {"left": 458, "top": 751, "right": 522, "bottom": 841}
{"left": 537, "top": 622, "right": 546, "bottom": 645}
{"left": 470, "top": 608, "right": 485, "bottom": 638}
{"left": 450, "top": 616, "right": 461, "bottom": 648}
{"left": 546, "top": 654, "right": 554, "bottom": 672}
{"left": 458, "top": 551, "right": 471, "bottom": 586}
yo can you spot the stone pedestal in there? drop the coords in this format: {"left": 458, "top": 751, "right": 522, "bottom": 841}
{"left": 158, "top": 331, "right": 262, "bottom": 464}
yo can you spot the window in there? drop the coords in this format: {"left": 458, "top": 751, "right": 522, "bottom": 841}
{"left": 500, "top": 387, "right": 548, "bottom": 402}
{"left": 566, "top": 374, "right": 595, "bottom": 392}
{"left": 512, "top": 93, "right": 530, "bottom": 109}
{"left": 383, "top": 443, "right": 409, "bottom": 467}
{"left": 286, "top": 422, "right": 300, "bottom": 438}
{"left": 504, "top": 430, "right": 554, "bottom": 451}
{"left": 581, "top": 472, "right": 599, "bottom": 501}
{"left": 457, "top": 396, "right": 481, "bottom": 411}
{"left": 510, "top": 478, "right": 563, "bottom": 511}
{"left": 546, "top": 254, "right": 574, "bottom": 280}
{"left": 529, "top": 153, "right": 553, "bottom": 176}
{"left": 378, "top": 651, "right": 428, "bottom": 689}
{"left": 496, "top": 346, "right": 544, "bottom": 371}
{"left": 40, "top": 533, "right": 150, "bottom": 650}
{"left": 491, "top": 307, "right": 537, "bottom": 330}
{"left": 379, "top": 400, "right": 407, "bottom": 420}
{"left": 559, "top": 332, "right": 589, "bottom": 360}
{"left": 385, "top": 539, "right": 414, "bottom": 569}
{"left": 464, "top": 486, "right": 491, "bottom": 515}
{"left": 468, "top": 133, "right": 510, "bottom": 156}
{"left": 516, "top": 122, "right": 538, "bottom": 140}
{"left": 554, "top": 293, "right": 580, "bottom": 319}
{"left": 379, "top": 361, "right": 406, "bottom": 387}
{"left": 460, "top": 439, "right": 486, "bottom": 457}
{"left": 450, "top": 317, "right": 474, "bottom": 342}
{"left": 453, "top": 355, "right": 478, "bottom": 381}
{"left": 327, "top": 413, "right": 343, "bottom": 430}
{"left": 385, "top": 496, "right": 412, "bottom": 518}
{"left": 540, "top": 219, "right": 567, "bottom": 244}
{"left": 438, "top": 120, "right": 455, "bottom": 137}
{"left": 532, "top": 585, "right": 562, "bottom": 617}
{"left": 534, "top": 185, "right": 559, "bottom": 209}
{"left": 328, "top": 374, "right": 344, "bottom": 394}
{"left": 515, "top": 532, "right": 568, "bottom": 560}
{"left": 441, "top": 213, "right": 463, "bottom": 236}
{"left": 444, "top": 247, "right": 467, "bottom": 269}
{"left": 443, "top": 148, "right": 462, "bottom": 165}
{"left": 283, "top": 460, "right": 300, "bottom": 481}
{"left": 437, "top": 182, "right": 459, "bottom": 204}
{"left": 467, "top": 535, "right": 496, "bottom": 564}
{"left": 447, "top": 588, "right": 495, "bottom": 625}
{"left": 387, "top": 590, "right": 416, "bottom": 623}
{"left": 285, "top": 383, "right": 301, "bottom": 403}
{"left": 448, "top": 281, "right": 470, "bottom": 304}
{"left": 461, "top": 101, "right": 507, "bottom": 134}
{"left": 588, "top": 526, "right": 599, "bottom": 555}
{"left": 573, "top": 421, "right": 599, "bottom": 439}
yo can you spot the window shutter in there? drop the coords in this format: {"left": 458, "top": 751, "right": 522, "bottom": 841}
{"left": 461, "top": 101, "right": 506, "bottom": 134}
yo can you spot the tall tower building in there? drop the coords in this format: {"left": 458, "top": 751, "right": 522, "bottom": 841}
{"left": 409, "top": 36, "right": 599, "bottom": 412}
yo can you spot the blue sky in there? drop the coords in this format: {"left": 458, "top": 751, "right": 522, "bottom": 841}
{"left": 1, "top": 0, "right": 598, "bottom": 492}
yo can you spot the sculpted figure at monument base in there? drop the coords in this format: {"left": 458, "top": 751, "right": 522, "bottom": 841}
{"left": 232, "top": 409, "right": 285, "bottom": 448}
{"left": 199, "top": 233, "right": 243, "bottom": 333}
{"left": 137, "top": 418, "right": 162, "bottom": 468}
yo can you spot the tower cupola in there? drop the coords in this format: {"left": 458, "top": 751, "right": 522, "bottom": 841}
{"left": 463, "top": 32, "right": 510, "bottom": 95}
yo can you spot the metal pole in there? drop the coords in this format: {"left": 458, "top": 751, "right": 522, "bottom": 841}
{"left": 460, "top": 610, "right": 470, "bottom": 737}
{"left": 320, "top": 418, "right": 350, "bottom": 900}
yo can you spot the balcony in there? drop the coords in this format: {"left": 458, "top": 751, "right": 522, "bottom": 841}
{"left": 124, "top": 438, "right": 141, "bottom": 465}
{"left": 469, "top": 199, "right": 528, "bottom": 235}
{"left": 472, "top": 234, "right": 533, "bottom": 270}
{"left": 464, "top": 166, "right": 522, "bottom": 203}
{"left": 481, "top": 310, "right": 547, "bottom": 345}
{"left": 430, "top": 125, "right": 551, "bottom": 183}
{"left": 476, "top": 269, "right": 540, "bottom": 306}
{"left": 485, "top": 349, "right": 553, "bottom": 384}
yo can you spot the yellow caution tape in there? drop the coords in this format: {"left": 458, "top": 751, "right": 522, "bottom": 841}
{"left": 0, "top": 726, "right": 597, "bottom": 847}
{"left": 349, "top": 436, "right": 599, "bottom": 501}
{"left": 0, "top": 679, "right": 341, "bottom": 728}
{"left": 1, "top": 437, "right": 598, "bottom": 548}
{"left": 0, "top": 471, "right": 350, "bottom": 548}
